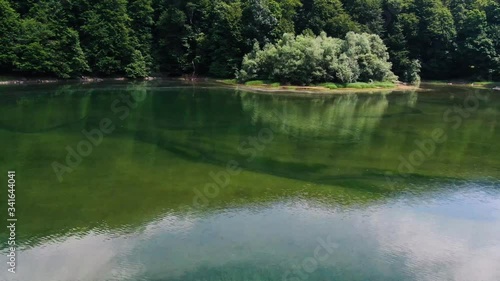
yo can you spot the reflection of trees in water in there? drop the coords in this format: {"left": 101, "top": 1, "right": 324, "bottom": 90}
{"left": 406, "top": 91, "right": 418, "bottom": 107}
{"left": 0, "top": 87, "right": 92, "bottom": 133}
{"left": 240, "top": 93, "right": 389, "bottom": 143}
{"left": 2, "top": 86, "right": 500, "bottom": 246}
{"left": 0, "top": 83, "right": 153, "bottom": 134}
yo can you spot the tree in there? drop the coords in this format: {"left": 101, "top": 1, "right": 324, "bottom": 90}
{"left": 342, "top": 0, "right": 385, "bottom": 35}
{"left": 383, "top": 0, "right": 421, "bottom": 83}
{"left": 0, "top": 0, "right": 20, "bottom": 72}
{"left": 268, "top": 0, "right": 302, "bottom": 34}
{"left": 203, "top": 0, "right": 244, "bottom": 77}
{"left": 241, "top": 0, "right": 279, "bottom": 48}
{"left": 155, "top": 0, "right": 210, "bottom": 75}
{"left": 239, "top": 32, "right": 395, "bottom": 84}
{"left": 450, "top": 0, "right": 500, "bottom": 80}
{"left": 128, "top": 0, "right": 154, "bottom": 74}
{"left": 297, "top": 0, "right": 361, "bottom": 38}
{"left": 80, "top": 0, "right": 133, "bottom": 75}
{"left": 455, "top": 9, "right": 495, "bottom": 78}
{"left": 11, "top": 0, "right": 89, "bottom": 78}
{"left": 156, "top": 7, "right": 188, "bottom": 75}
{"left": 409, "top": 0, "right": 456, "bottom": 79}
{"left": 125, "top": 50, "right": 149, "bottom": 78}
{"left": 341, "top": 32, "right": 396, "bottom": 82}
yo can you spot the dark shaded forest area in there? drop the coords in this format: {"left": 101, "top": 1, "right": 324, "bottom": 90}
{"left": 0, "top": 0, "right": 499, "bottom": 82}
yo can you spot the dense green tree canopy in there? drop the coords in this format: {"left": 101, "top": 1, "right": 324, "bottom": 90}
{"left": 0, "top": 0, "right": 20, "bottom": 72}
{"left": 239, "top": 32, "right": 396, "bottom": 84}
{"left": 0, "top": 0, "right": 498, "bottom": 81}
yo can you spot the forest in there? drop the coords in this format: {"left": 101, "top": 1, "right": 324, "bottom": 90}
{"left": 0, "top": 0, "right": 499, "bottom": 83}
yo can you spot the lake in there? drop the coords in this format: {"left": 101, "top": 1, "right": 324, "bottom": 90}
{"left": 0, "top": 82, "right": 499, "bottom": 281}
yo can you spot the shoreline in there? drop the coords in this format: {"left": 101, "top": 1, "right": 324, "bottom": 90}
{"left": 1, "top": 76, "right": 497, "bottom": 93}
{"left": 0, "top": 76, "right": 160, "bottom": 85}
{"left": 219, "top": 83, "right": 421, "bottom": 95}
{"left": 0, "top": 76, "right": 425, "bottom": 95}
{"left": 215, "top": 79, "right": 427, "bottom": 94}
{"left": 425, "top": 80, "right": 500, "bottom": 89}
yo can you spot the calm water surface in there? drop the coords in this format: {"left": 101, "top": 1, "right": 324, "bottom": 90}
{"left": 0, "top": 82, "right": 499, "bottom": 281}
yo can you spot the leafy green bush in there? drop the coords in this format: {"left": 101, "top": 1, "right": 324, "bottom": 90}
{"left": 220, "top": 79, "right": 237, "bottom": 85}
{"left": 344, "top": 82, "right": 395, "bottom": 88}
{"left": 345, "top": 82, "right": 368, "bottom": 88}
{"left": 239, "top": 32, "right": 397, "bottom": 85}
{"left": 319, "top": 83, "right": 339, "bottom": 89}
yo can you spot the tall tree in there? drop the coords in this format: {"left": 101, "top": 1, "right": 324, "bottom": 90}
{"left": 409, "top": 0, "right": 456, "bottom": 79}
{"left": 80, "top": 0, "right": 133, "bottom": 75}
{"left": 296, "top": 0, "right": 361, "bottom": 38}
{"left": 156, "top": 6, "right": 191, "bottom": 74}
{"left": 342, "top": 0, "right": 385, "bottom": 35}
{"left": 155, "top": 0, "right": 210, "bottom": 75}
{"left": 12, "top": 0, "right": 89, "bottom": 78}
{"left": 241, "top": 0, "right": 280, "bottom": 47}
{"left": 128, "top": 0, "right": 154, "bottom": 74}
{"left": 0, "top": 0, "right": 19, "bottom": 73}
{"left": 203, "top": 0, "right": 244, "bottom": 77}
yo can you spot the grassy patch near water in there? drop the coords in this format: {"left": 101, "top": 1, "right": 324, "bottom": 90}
{"left": 345, "top": 82, "right": 395, "bottom": 89}
{"left": 245, "top": 80, "right": 266, "bottom": 86}
{"left": 220, "top": 79, "right": 237, "bottom": 85}
{"left": 471, "top": 81, "right": 500, "bottom": 88}
{"left": 238, "top": 80, "right": 396, "bottom": 90}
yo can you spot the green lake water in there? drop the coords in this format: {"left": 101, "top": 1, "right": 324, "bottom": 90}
{"left": 0, "top": 82, "right": 499, "bottom": 281}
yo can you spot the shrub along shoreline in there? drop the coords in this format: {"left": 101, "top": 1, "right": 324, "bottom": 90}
{"left": 237, "top": 32, "right": 409, "bottom": 86}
